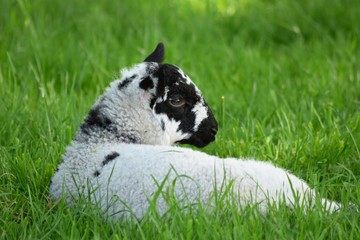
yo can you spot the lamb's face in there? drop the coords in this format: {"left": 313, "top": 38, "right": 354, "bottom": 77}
{"left": 150, "top": 64, "right": 218, "bottom": 148}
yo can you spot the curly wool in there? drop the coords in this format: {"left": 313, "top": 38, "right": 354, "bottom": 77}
{"left": 51, "top": 143, "right": 340, "bottom": 219}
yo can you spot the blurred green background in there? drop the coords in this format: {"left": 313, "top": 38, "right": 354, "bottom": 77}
{"left": 1, "top": 0, "right": 360, "bottom": 238}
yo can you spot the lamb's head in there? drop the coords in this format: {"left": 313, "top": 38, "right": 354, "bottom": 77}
{"left": 146, "top": 44, "right": 218, "bottom": 147}
{"left": 79, "top": 43, "right": 218, "bottom": 148}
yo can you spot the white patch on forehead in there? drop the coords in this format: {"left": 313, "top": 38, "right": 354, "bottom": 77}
{"left": 176, "top": 68, "right": 186, "bottom": 79}
{"left": 173, "top": 66, "right": 202, "bottom": 94}
{"left": 175, "top": 68, "right": 192, "bottom": 85}
{"left": 163, "top": 86, "right": 169, "bottom": 100}
{"left": 178, "top": 72, "right": 202, "bottom": 97}
{"left": 192, "top": 102, "right": 208, "bottom": 132}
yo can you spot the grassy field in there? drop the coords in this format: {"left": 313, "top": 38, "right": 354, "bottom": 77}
{"left": 1, "top": 0, "right": 360, "bottom": 238}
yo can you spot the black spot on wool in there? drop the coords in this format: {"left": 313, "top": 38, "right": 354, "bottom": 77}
{"left": 81, "top": 105, "right": 113, "bottom": 134}
{"left": 102, "top": 152, "right": 120, "bottom": 166}
{"left": 114, "top": 133, "right": 138, "bottom": 143}
{"left": 118, "top": 74, "right": 137, "bottom": 90}
{"left": 139, "top": 76, "right": 154, "bottom": 90}
{"left": 94, "top": 171, "right": 100, "bottom": 177}
{"left": 161, "top": 120, "right": 165, "bottom": 131}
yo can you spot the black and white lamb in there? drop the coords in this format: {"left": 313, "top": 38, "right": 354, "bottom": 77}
{"left": 50, "top": 43, "right": 341, "bottom": 219}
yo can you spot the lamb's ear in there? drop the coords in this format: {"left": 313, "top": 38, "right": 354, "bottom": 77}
{"left": 144, "top": 43, "right": 165, "bottom": 63}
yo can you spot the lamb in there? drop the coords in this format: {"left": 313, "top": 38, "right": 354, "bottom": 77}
{"left": 50, "top": 43, "right": 341, "bottom": 219}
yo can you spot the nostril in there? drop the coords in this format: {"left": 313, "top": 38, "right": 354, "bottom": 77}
{"left": 211, "top": 127, "right": 218, "bottom": 134}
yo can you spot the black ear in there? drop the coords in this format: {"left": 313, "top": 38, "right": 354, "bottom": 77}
{"left": 144, "top": 43, "right": 165, "bottom": 63}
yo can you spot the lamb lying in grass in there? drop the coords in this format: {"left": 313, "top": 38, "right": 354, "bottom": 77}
{"left": 50, "top": 43, "right": 341, "bottom": 219}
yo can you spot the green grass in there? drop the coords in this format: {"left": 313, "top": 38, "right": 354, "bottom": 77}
{"left": 1, "top": 0, "right": 360, "bottom": 238}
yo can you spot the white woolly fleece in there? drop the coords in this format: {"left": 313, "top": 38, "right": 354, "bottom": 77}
{"left": 50, "top": 143, "right": 341, "bottom": 219}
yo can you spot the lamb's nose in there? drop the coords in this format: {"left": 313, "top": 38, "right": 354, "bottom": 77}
{"left": 211, "top": 127, "right": 218, "bottom": 135}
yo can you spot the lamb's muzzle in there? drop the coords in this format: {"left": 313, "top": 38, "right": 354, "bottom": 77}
{"left": 177, "top": 111, "right": 218, "bottom": 148}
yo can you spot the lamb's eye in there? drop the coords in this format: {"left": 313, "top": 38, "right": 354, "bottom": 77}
{"left": 168, "top": 95, "right": 186, "bottom": 107}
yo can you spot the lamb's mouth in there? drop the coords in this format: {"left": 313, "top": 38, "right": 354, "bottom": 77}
{"left": 176, "top": 126, "right": 218, "bottom": 148}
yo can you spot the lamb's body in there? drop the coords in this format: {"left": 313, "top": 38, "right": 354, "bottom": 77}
{"left": 50, "top": 43, "right": 341, "bottom": 219}
{"left": 51, "top": 143, "right": 339, "bottom": 218}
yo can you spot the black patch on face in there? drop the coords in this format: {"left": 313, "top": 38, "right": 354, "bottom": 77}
{"left": 176, "top": 106, "right": 218, "bottom": 148}
{"left": 139, "top": 76, "right": 154, "bottom": 90}
{"left": 118, "top": 74, "right": 137, "bottom": 90}
{"left": 81, "top": 105, "right": 113, "bottom": 134}
{"left": 102, "top": 152, "right": 120, "bottom": 166}
{"left": 154, "top": 101, "right": 197, "bottom": 132}
{"left": 153, "top": 65, "right": 200, "bottom": 134}
{"left": 94, "top": 171, "right": 100, "bottom": 177}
